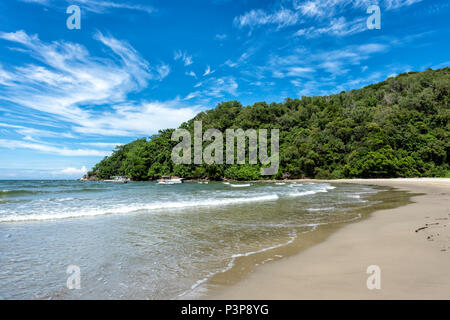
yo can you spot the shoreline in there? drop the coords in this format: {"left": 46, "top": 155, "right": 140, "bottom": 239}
{"left": 204, "top": 178, "right": 450, "bottom": 300}
{"left": 78, "top": 177, "right": 450, "bottom": 183}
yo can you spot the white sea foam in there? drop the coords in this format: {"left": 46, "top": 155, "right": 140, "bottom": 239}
{"left": 307, "top": 207, "right": 336, "bottom": 211}
{"left": 288, "top": 190, "right": 317, "bottom": 197}
{"left": 230, "top": 184, "right": 251, "bottom": 188}
{"left": 0, "top": 194, "right": 279, "bottom": 223}
{"left": 179, "top": 230, "right": 299, "bottom": 297}
{"left": 54, "top": 198, "right": 75, "bottom": 202}
{"left": 180, "top": 222, "right": 323, "bottom": 297}
{"left": 288, "top": 184, "right": 335, "bottom": 197}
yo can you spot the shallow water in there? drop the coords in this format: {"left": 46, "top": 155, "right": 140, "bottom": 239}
{"left": 0, "top": 180, "right": 380, "bottom": 299}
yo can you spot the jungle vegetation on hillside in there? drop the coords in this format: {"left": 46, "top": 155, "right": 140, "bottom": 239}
{"left": 88, "top": 68, "right": 450, "bottom": 180}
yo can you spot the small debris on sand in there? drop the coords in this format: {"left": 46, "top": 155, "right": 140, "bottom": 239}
{"left": 415, "top": 226, "right": 428, "bottom": 232}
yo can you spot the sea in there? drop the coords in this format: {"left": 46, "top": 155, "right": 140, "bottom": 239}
{"left": 0, "top": 180, "right": 383, "bottom": 299}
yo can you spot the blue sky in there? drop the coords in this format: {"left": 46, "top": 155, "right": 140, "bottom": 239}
{"left": 0, "top": 0, "right": 449, "bottom": 179}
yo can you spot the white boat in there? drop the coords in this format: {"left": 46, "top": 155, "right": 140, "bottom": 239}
{"left": 104, "top": 176, "right": 130, "bottom": 183}
{"left": 157, "top": 177, "right": 184, "bottom": 185}
{"left": 230, "top": 183, "right": 251, "bottom": 188}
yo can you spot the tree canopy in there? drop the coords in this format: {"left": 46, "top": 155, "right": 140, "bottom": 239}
{"left": 88, "top": 68, "right": 450, "bottom": 180}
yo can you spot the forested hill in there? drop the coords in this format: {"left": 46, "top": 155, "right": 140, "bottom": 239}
{"left": 87, "top": 68, "right": 450, "bottom": 181}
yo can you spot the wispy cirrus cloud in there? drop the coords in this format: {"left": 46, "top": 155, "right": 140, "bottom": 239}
{"left": 203, "top": 65, "right": 215, "bottom": 76}
{"left": 71, "top": 100, "right": 200, "bottom": 136}
{"left": 80, "top": 142, "right": 123, "bottom": 148}
{"left": 234, "top": 0, "right": 423, "bottom": 37}
{"left": 263, "top": 42, "right": 388, "bottom": 79}
{"left": 0, "top": 30, "right": 157, "bottom": 119}
{"left": 273, "top": 66, "right": 315, "bottom": 78}
{"left": 234, "top": 7, "right": 300, "bottom": 30}
{"left": 0, "top": 122, "right": 75, "bottom": 140}
{"left": 174, "top": 50, "right": 194, "bottom": 66}
{"left": 0, "top": 30, "right": 199, "bottom": 139}
{"left": 75, "top": 0, "right": 155, "bottom": 14}
{"left": 292, "top": 0, "right": 421, "bottom": 18}
{"left": 292, "top": 0, "right": 372, "bottom": 19}
{"left": 384, "top": 0, "right": 422, "bottom": 10}
{"left": 186, "top": 70, "right": 197, "bottom": 78}
{"left": 294, "top": 16, "right": 366, "bottom": 38}
{"left": 20, "top": 0, "right": 50, "bottom": 5}
{"left": 185, "top": 76, "right": 238, "bottom": 101}
{"left": 20, "top": 0, "right": 155, "bottom": 15}
{"left": 214, "top": 34, "right": 227, "bottom": 40}
{"left": 0, "top": 139, "right": 110, "bottom": 156}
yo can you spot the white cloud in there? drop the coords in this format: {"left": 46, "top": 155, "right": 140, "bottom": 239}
{"left": 81, "top": 1, "right": 154, "bottom": 14}
{"left": 203, "top": 65, "right": 215, "bottom": 76}
{"left": 186, "top": 71, "right": 197, "bottom": 78}
{"left": 224, "top": 59, "right": 238, "bottom": 68}
{"left": 384, "top": 0, "right": 422, "bottom": 10}
{"left": 294, "top": 0, "right": 327, "bottom": 17}
{"left": 0, "top": 139, "right": 110, "bottom": 156}
{"left": 234, "top": 7, "right": 299, "bottom": 29}
{"left": 59, "top": 166, "right": 88, "bottom": 175}
{"left": 184, "top": 77, "right": 238, "bottom": 101}
{"left": 0, "top": 122, "right": 76, "bottom": 139}
{"left": 20, "top": 0, "right": 50, "bottom": 4}
{"left": 156, "top": 64, "right": 171, "bottom": 79}
{"left": 71, "top": 99, "right": 201, "bottom": 136}
{"left": 174, "top": 50, "right": 194, "bottom": 66}
{"left": 295, "top": 16, "right": 366, "bottom": 38}
{"left": 184, "top": 92, "right": 200, "bottom": 100}
{"left": 0, "top": 30, "right": 196, "bottom": 138}
{"left": 273, "top": 66, "right": 315, "bottom": 78}
{"left": 292, "top": 0, "right": 421, "bottom": 19}
{"left": 215, "top": 34, "right": 228, "bottom": 40}
{"left": 234, "top": 0, "right": 422, "bottom": 35}
{"left": 314, "top": 43, "right": 387, "bottom": 74}
{"left": 80, "top": 142, "right": 123, "bottom": 148}
{"left": 264, "top": 42, "right": 388, "bottom": 80}
{"left": 0, "top": 30, "right": 155, "bottom": 120}
{"left": 21, "top": 0, "right": 155, "bottom": 14}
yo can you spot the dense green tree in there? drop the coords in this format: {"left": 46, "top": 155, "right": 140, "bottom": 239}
{"left": 87, "top": 68, "right": 450, "bottom": 180}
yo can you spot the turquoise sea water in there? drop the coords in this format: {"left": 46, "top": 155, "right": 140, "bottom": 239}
{"left": 0, "top": 180, "right": 378, "bottom": 299}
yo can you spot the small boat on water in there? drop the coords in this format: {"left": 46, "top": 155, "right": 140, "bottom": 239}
{"left": 104, "top": 176, "right": 130, "bottom": 183}
{"left": 230, "top": 183, "right": 251, "bottom": 188}
{"left": 157, "top": 176, "right": 184, "bottom": 185}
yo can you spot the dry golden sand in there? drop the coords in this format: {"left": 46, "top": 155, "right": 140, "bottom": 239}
{"left": 206, "top": 178, "right": 450, "bottom": 300}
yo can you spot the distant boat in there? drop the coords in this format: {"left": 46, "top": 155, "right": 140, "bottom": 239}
{"left": 104, "top": 176, "right": 130, "bottom": 183}
{"left": 230, "top": 183, "right": 251, "bottom": 188}
{"left": 157, "top": 176, "right": 184, "bottom": 185}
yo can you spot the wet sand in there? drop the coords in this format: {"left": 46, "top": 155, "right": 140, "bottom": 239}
{"left": 206, "top": 178, "right": 450, "bottom": 300}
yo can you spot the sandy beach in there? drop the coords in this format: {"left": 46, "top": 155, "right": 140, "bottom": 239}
{"left": 206, "top": 178, "right": 450, "bottom": 300}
